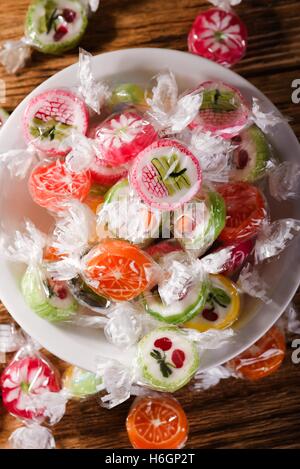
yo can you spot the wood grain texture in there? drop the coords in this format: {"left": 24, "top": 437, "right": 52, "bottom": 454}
{"left": 0, "top": 0, "right": 300, "bottom": 450}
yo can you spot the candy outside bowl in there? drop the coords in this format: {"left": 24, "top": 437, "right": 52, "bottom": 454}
{"left": 0, "top": 48, "right": 299, "bottom": 374}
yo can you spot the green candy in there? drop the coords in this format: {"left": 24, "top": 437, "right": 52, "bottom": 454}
{"left": 138, "top": 327, "right": 199, "bottom": 392}
{"left": 109, "top": 83, "right": 147, "bottom": 112}
{"left": 143, "top": 280, "right": 208, "bottom": 325}
{"left": 175, "top": 190, "right": 226, "bottom": 256}
{"left": 25, "top": 0, "right": 88, "bottom": 55}
{"left": 21, "top": 266, "right": 78, "bottom": 322}
{"left": 230, "top": 125, "right": 271, "bottom": 182}
{"left": 63, "top": 366, "right": 103, "bottom": 398}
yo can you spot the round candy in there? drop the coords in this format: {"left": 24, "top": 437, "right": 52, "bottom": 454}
{"left": 173, "top": 190, "right": 226, "bottom": 256}
{"left": 68, "top": 276, "right": 113, "bottom": 313}
{"left": 188, "top": 7, "right": 248, "bottom": 67}
{"left": 131, "top": 139, "right": 202, "bottom": 211}
{"left": 189, "top": 81, "right": 249, "bottom": 138}
{"left": 0, "top": 108, "right": 9, "bottom": 129}
{"left": 63, "top": 365, "right": 102, "bottom": 399}
{"left": 82, "top": 240, "right": 155, "bottom": 302}
{"left": 25, "top": 0, "right": 88, "bottom": 55}
{"left": 229, "top": 125, "right": 271, "bottom": 182}
{"left": 138, "top": 327, "right": 199, "bottom": 392}
{"left": 108, "top": 83, "right": 148, "bottom": 113}
{"left": 227, "top": 326, "right": 286, "bottom": 381}
{"left": 93, "top": 110, "right": 157, "bottom": 167}
{"left": 184, "top": 274, "right": 240, "bottom": 332}
{"left": 143, "top": 279, "right": 208, "bottom": 325}
{"left": 98, "top": 178, "right": 161, "bottom": 247}
{"left": 23, "top": 88, "right": 89, "bottom": 156}
{"left": 212, "top": 238, "right": 255, "bottom": 276}
{"left": 90, "top": 158, "right": 128, "bottom": 187}
{"left": 1, "top": 355, "right": 61, "bottom": 421}
{"left": 28, "top": 160, "right": 91, "bottom": 212}
{"left": 126, "top": 396, "right": 188, "bottom": 449}
{"left": 21, "top": 267, "right": 78, "bottom": 322}
{"left": 217, "top": 182, "right": 266, "bottom": 244}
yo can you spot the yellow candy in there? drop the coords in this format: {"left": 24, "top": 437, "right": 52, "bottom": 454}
{"left": 184, "top": 274, "right": 240, "bottom": 332}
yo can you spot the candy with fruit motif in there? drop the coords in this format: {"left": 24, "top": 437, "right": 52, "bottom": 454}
{"left": 227, "top": 325, "right": 286, "bottom": 380}
{"left": 138, "top": 327, "right": 199, "bottom": 392}
{"left": 23, "top": 88, "right": 89, "bottom": 156}
{"left": 82, "top": 240, "right": 156, "bottom": 302}
{"left": 184, "top": 274, "right": 240, "bottom": 332}
{"left": 1, "top": 352, "right": 61, "bottom": 421}
{"left": 131, "top": 139, "right": 202, "bottom": 211}
{"left": 217, "top": 182, "right": 266, "bottom": 244}
{"left": 189, "top": 81, "right": 250, "bottom": 138}
{"left": 22, "top": 266, "right": 78, "bottom": 322}
{"left": 126, "top": 396, "right": 188, "bottom": 449}
{"left": 28, "top": 160, "right": 91, "bottom": 212}
{"left": 25, "top": 0, "right": 88, "bottom": 55}
{"left": 173, "top": 189, "right": 226, "bottom": 256}
{"left": 230, "top": 125, "right": 272, "bottom": 182}
{"left": 188, "top": 2, "right": 247, "bottom": 67}
{"left": 93, "top": 110, "right": 157, "bottom": 167}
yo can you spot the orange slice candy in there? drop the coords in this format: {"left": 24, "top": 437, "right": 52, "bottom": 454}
{"left": 126, "top": 396, "right": 188, "bottom": 449}
{"left": 227, "top": 325, "right": 286, "bottom": 381}
{"left": 82, "top": 240, "right": 155, "bottom": 301}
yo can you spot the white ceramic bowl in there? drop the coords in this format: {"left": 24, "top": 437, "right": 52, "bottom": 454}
{"left": 0, "top": 48, "right": 299, "bottom": 373}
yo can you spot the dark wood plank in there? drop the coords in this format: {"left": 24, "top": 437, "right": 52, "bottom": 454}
{"left": 0, "top": 0, "right": 300, "bottom": 450}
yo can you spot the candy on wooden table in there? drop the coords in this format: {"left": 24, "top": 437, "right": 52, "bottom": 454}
{"left": 63, "top": 365, "right": 102, "bottom": 399}
{"left": 188, "top": 1, "right": 247, "bottom": 67}
{"left": 126, "top": 396, "right": 189, "bottom": 449}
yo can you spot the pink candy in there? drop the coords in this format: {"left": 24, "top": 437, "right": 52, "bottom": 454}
{"left": 93, "top": 110, "right": 158, "bottom": 167}
{"left": 188, "top": 8, "right": 247, "bottom": 67}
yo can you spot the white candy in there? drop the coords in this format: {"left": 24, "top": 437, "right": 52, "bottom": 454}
{"left": 9, "top": 424, "right": 56, "bottom": 450}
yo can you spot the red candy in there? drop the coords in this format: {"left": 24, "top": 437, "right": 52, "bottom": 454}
{"left": 1, "top": 356, "right": 61, "bottom": 421}
{"left": 93, "top": 110, "right": 157, "bottom": 167}
{"left": 28, "top": 160, "right": 91, "bottom": 212}
{"left": 188, "top": 8, "right": 247, "bottom": 67}
{"left": 213, "top": 238, "right": 255, "bottom": 276}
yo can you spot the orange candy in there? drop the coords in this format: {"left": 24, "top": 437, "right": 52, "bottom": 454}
{"left": 126, "top": 396, "right": 188, "bottom": 449}
{"left": 227, "top": 326, "right": 286, "bottom": 381}
{"left": 28, "top": 161, "right": 91, "bottom": 212}
{"left": 83, "top": 240, "right": 155, "bottom": 301}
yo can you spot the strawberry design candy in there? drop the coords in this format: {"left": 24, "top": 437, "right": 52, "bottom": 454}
{"left": 1, "top": 355, "right": 61, "bottom": 421}
{"left": 131, "top": 139, "right": 202, "bottom": 211}
{"left": 28, "top": 160, "right": 91, "bottom": 212}
{"left": 23, "top": 88, "right": 89, "bottom": 156}
{"left": 25, "top": 0, "right": 88, "bottom": 55}
{"left": 93, "top": 110, "right": 157, "bottom": 167}
{"left": 188, "top": 7, "right": 247, "bottom": 67}
{"left": 138, "top": 327, "right": 199, "bottom": 392}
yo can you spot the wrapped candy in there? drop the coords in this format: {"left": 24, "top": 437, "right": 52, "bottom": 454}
{"left": 130, "top": 139, "right": 202, "bottom": 211}
{"left": 1, "top": 345, "right": 62, "bottom": 422}
{"left": 62, "top": 365, "right": 102, "bottom": 399}
{"left": 108, "top": 83, "right": 149, "bottom": 114}
{"left": 0, "top": 1, "right": 100, "bottom": 74}
{"left": 126, "top": 396, "right": 189, "bottom": 449}
{"left": 188, "top": 0, "right": 247, "bottom": 67}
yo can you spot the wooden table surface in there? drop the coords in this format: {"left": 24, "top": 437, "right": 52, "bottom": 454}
{"left": 0, "top": 0, "right": 300, "bottom": 449}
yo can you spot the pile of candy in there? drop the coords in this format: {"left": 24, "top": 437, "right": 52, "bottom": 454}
{"left": 0, "top": 50, "right": 300, "bottom": 448}
{"left": 0, "top": 319, "right": 290, "bottom": 449}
